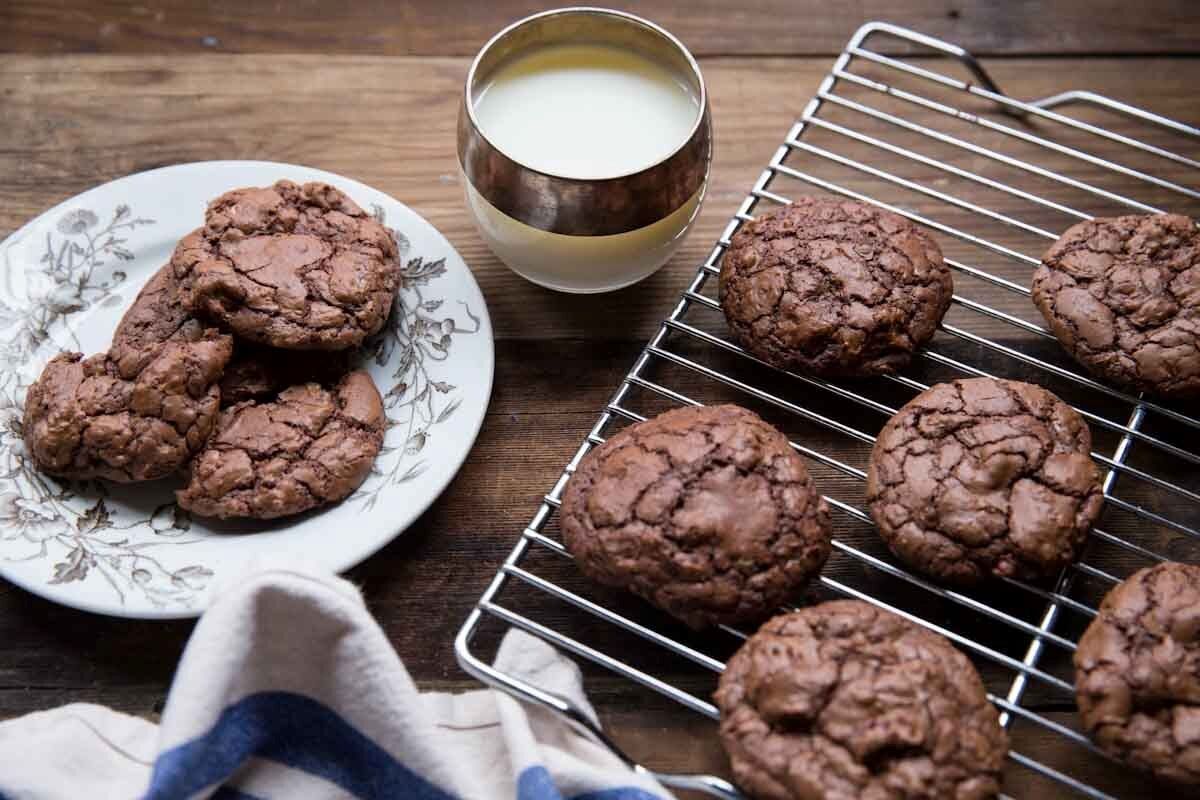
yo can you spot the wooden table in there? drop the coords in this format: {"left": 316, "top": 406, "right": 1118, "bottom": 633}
{"left": 2, "top": 2, "right": 1198, "bottom": 797}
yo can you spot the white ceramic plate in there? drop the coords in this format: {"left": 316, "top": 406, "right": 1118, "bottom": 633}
{"left": 0, "top": 161, "right": 494, "bottom": 619}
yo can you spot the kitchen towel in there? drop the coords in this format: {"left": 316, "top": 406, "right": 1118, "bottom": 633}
{"left": 0, "top": 564, "right": 672, "bottom": 800}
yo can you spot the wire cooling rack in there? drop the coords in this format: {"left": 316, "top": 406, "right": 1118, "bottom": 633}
{"left": 456, "top": 21, "right": 1200, "bottom": 799}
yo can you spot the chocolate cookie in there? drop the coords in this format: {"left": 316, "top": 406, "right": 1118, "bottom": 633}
{"left": 111, "top": 263, "right": 348, "bottom": 406}
{"left": 715, "top": 600, "right": 1008, "bottom": 800}
{"left": 719, "top": 197, "right": 953, "bottom": 377}
{"left": 1032, "top": 213, "right": 1200, "bottom": 399}
{"left": 22, "top": 333, "right": 233, "bottom": 482}
{"left": 109, "top": 262, "right": 206, "bottom": 377}
{"left": 560, "top": 404, "right": 832, "bottom": 629}
{"left": 1074, "top": 562, "right": 1200, "bottom": 785}
{"left": 866, "top": 377, "right": 1103, "bottom": 586}
{"left": 176, "top": 370, "right": 385, "bottom": 519}
{"left": 172, "top": 180, "right": 400, "bottom": 351}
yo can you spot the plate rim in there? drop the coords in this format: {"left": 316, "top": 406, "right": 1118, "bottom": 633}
{"left": 0, "top": 159, "right": 495, "bottom": 620}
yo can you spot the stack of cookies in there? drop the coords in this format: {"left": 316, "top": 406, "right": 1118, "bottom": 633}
{"left": 22, "top": 180, "right": 397, "bottom": 521}
{"left": 560, "top": 198, "right": 1199, "bottom": 797}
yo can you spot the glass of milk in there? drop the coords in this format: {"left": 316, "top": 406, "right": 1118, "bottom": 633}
{"left": 459, "top": 7, "right": 711, "bottom": 293}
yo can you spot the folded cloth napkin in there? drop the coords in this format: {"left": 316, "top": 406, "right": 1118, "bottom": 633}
{"left": 0, "top": 565, "right": 672, "bottom": 800}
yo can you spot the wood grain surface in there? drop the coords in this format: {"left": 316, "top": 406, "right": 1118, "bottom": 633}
{"left": 3, "top": 0, "right": 1199, "bottom": 56}
{"left": 1, "top": 3, "right": 1199, "bottom": 797}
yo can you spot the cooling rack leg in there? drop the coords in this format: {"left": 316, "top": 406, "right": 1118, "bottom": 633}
{"left": 1000, "top": 405, "right": 1147, "bottom": 725}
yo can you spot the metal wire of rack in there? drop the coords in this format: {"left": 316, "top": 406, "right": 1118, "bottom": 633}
{"left": 455, "top": 21, "right": 1200, "bottom": 799}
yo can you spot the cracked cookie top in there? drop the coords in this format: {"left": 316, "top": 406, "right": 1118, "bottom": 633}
{"left": 560, "top": 404, "right": 832, "bottom": 629}
{"left": 22, "top": 332, "right": 233, "bottom": 482}
{"left": 110, "top": 261, "right": 207, "bottom": 378}
{"left": 866, "top": 377, "right": 1103, "bottom": 586}
{"left": 1074, "top": 562, "right": 1200, "bottom": 786}
{"left": 715, "top": 600, "right": 1008, "bottom": 800}
{"left": 1032, "top": 213, "right": 1200, "bottom": 399}
{"left": 171, "top": 180, "right": 400, "bottom": 351}
{"left": 176, "top": 369, "right": 384, "bottom": 519}
{"left": 719, "top": 197, "right": 952, "bottom": 377}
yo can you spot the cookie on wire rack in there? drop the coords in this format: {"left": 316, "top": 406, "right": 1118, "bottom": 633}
{"left": 1074, "top": 561, "right": 1200, "bottom": 786}
{"left": 719, "top": 196, "right": 953, "bottom": 378}
{"left": 716, "top": 600, "right": 1008, "bottom": 800}
{"left": 866, "top": 377, "right": 1104, "bottom": 586}
{"left": 1032, "top": 212, "right": 1200, "bottom": 400}
{"left": 560, "top": 404, "right": 832, "bottom": 629}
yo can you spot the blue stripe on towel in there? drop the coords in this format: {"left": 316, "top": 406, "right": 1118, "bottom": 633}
{"left": 516, "top": 765, "right": 665, "bottom": 800}
{"left": 143, "top": 691, "right": 455, "bottom": 800}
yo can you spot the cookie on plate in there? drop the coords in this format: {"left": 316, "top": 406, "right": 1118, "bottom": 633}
{"left": 1074, "top": 561, "right": 1200, "bottom": 785}
{"left": 866, "top": 377, "right": 1103, "bottom": 586}
{"left": 22, "top": 332, "right": 233, "bottom": 482}
{"left": 111, "top": 262, "right": 351, "bottom": 406}
{"left": 715, "top": 600, "right": 1008, "bottom": 800}
{"left": 172, "top": 180, "right": 400, "bottom": 351}
{"left": 560, "top": 404, "right": 832, "bottom": 629}
{"left": 719, "top": 197, "right": 952, "bottom": 377}
{"left": 1032, "top": 213, "right": 1200, "bottom": 399}
{"left": 109, "top": 261, "right": 206, "bottom": 378}
{"left": 176, "top": 369, "right": 385, "bottom": 519}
